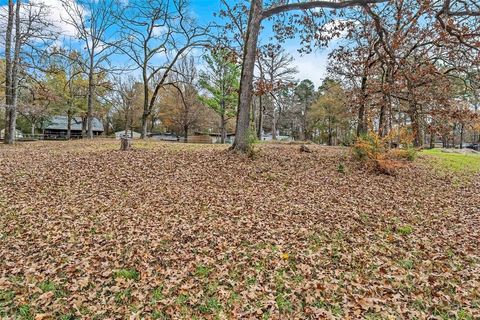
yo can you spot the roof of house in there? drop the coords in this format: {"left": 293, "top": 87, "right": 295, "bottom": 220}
{"left": 45, "top": 116, "right": 104, "bottom": 132}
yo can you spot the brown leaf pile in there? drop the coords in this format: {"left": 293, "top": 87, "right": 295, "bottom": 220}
{"left": 0, "top": 140, "right": 479, "bottom": 319}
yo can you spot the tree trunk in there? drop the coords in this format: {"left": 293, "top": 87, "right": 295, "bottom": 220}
{"left": 6, "top": 0, "right": 21, "bottom": 145}
{"left": 120, "top": 135, "right": 131, "bottom": 151}
{"left": 356, "top": 75, "right": 368, "bottom": 136}
{"left": 3, "top": 0, "right": 14, "bottom": 144}
{"left": 124, "top": 107, "right": 129, "bottom": 137}
{"left": 257, "top": 95, "right": 263, "bottom": 140}
{"left": 220, "top": 113, "right": 226, "bottom": 144}
{"left": 184, "top": 125, "right": 189, "bottom": 143}
{"left": 459, "top": 123, "right": 464, "bottom": 149}
{"left": 328, "top": 117, "right": 333, "bottom": 146}
{"left": 141, "top": 112, "right": 149, "bottom": 138}
{"left": 82, "top": 115, "right": 87, "bottom": 138}
{"left": 378, "top": 94, "right": 388, "bottom": 137}
{"left": 409, "top": 105, "right": 423, "bottom": 148}
{"left": 67, "top": 111, "right": 72, "bottom": 139}
{"left": 231, "top": 0, "right": 263, "bottom": 153}
{"left": 87, "top": 53, "right": 95, "bottom": 139}
{"left": 272, "top": 111, "right": 277, "bottom": 140}
{"left": 140, "top": 67, "right": 149, "bottom": 139}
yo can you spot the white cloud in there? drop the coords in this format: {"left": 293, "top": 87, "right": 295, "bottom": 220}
{"left": 30, "top": 0, "right": 85, "bottom": 37}
{"left": 289, "top": 50, "right": 329, "bottom": 87}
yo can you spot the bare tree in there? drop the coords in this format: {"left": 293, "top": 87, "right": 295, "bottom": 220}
{"left": 1, "top": 0, "right": 56, "bottom": 144}
{"left": 60, "top": 0, "right": 119, "bottom": 138}
{"left": 110, "top": 76, "right": 138, "bottom": 137}
{"left": 257, "top": 44, "right": 297, "bottom": 140}
{"left": 116, "top": 0, "right": 210, "bottom": 138}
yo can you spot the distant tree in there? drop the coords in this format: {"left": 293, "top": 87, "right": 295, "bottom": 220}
{"left": 47, "top": 50, "right": 89, "bottom": 139}
{"left": 116, "top": 0, "right": 210, "bottom": 138}
{"left": 309, "top": 79, "right": 350, "bottom": 146}
{"left": 294, "top": 79, "right": 316, "bottom": 140}
{"left": 109, "top": 76, "right": 139, "bottom": 137}
{"left": 2, "top": 0, "right": 55, "bottom": 143}
{"left": 60, "top": 0, "right": 119, "bottom": 139}
{"left": 256, "top": 44, "right": 297, "bottom": 140}
{"left": 163, "top": 58, "right": 207, "bottom": 140}
{"left": 199, "top": 48, "right": 240, "bottom": 143}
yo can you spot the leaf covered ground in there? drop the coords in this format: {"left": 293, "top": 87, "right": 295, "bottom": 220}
{"left": 0, "top": 140, "right": 479, "bottom": 319}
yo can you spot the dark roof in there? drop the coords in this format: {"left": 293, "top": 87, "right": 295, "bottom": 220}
{"left": 45, "top": 116, "right": 104, "bottom": 132}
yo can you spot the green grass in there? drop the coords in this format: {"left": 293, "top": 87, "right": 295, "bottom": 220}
{"left": 194, "top": 265, "right": 212, "bottom": 278}
{"left": 38, "top": 280, "right": 56, "bottom": 293}
{"left": 113, "top": 268, "right": 139, "bottom": 281}
{"left": 397, "top": 225, "right": 413, "bottom": 236}
{"left": 422, "top": 149, "right": 480, "bottom": 173}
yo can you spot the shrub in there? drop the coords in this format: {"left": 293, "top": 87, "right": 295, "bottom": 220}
{"left": 352, "top": 131, "right": 415, "bottom": 174}
{"left": 352, "top": 132, "right": 385, "bottom": 162}
{"left": 389, "top": 147, "right": 418, "bottom": 161}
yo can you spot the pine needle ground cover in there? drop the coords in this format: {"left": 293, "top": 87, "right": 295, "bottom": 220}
{"left": 0, "top": 140, "right": 478, "bottom": 319}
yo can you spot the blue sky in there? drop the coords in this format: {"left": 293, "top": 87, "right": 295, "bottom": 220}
{"left": 0, "top": 0, "right": 334, "bottom": 86}
{"left": 189, "top": 0, "right": 332, "bottom": 86}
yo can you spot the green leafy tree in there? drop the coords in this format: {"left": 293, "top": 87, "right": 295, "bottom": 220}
{"left": 309, "top": 79, "right": 352, "bottom": 146}
{"left": 199, "top": 48, "right": 240, "bottom": 143}
{"left": 294, "top": 79, "right": 316, "bottom": 140}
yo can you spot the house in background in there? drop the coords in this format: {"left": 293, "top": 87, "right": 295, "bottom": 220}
{"left": 0, "top": 129, "right": 23, "bottom": 139}
{"left": 43, "top": 116, "right": 104, "bottom": 139}
{"left": 148, "top": 132, "right": 180, "bottom": 141}
{"left": 115, "top": 130, "right": 141, "bottom": 139}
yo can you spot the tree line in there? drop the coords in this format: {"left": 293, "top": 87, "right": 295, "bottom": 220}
{"left": 1, "top": 0, "right": 479, "bottom": 151}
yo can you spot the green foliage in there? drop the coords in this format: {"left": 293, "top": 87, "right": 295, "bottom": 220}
{"left": 199, "top": 47, "right": 240, "bottom": 122}
{"left": 17, "top": 304, "right": 33, "bottom": 320}
{"left": 275, "top": 292, "right": 293, "bottom": 313}
{"left": 114, "top": 288, "right": 132, "bottom": 304}
{"left": 0, "top": 290, "right": 15, "bottom": 308}
{"left": 114, "top": 269, "right": 139, "bottom": 281}
{"left": 397, "top": 225, "right": 413, "bottom": 235}
{"left": 337, "top": 163, "right": 345, "bottom": 173}
{"left": 195, "top": 265, "right": 212, "bottom": 278}
{"left": 352, "top": 132, "right": 385, "bottom": 161}
{"left": 308, "top": 79, "right": 350, "bottom": 145}
{"left": 38, "top": 280, "right": 56, "bottom": 292}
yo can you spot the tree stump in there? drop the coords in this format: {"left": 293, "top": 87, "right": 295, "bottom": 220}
{"left": 300, "top": 144, "right": 312, "bottom": 153}
{"left": 120, "top": 135, "right": 131, "bottom": 151}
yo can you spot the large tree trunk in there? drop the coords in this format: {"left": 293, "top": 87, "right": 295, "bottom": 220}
{"left": 141, "top": 112, "right": 149, "bottom": 138}
{"left": 6, "top": 0, "right": 21, "bottom": 145}
{"left": 140, "top": 67, "right": 149, "bottom": 139}
{"left": 184, "top": 125, "right": 189, "bottom": 143}
{"left": 272, "top": 111, "right": 277, "bottom": 140}
{"left": 124, "top": 107, "right": 129, "bottom": 136}
{"left": 82, "top": 115, "right": 87, "bottom": 138}
{"left": 356, "top": 75, "right": 368, "bottom": 136}
{"left": 3, "top": 0, "right": 14, "bottom": 144}
{"left": 409, "top": 103, "right": 423, "bottom": 147}
{"left": 231, "top": 0, "right": 263, "bottom": 153}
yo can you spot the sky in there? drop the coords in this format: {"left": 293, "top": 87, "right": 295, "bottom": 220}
{"left": 189, "top": 0, "right": 332, "bottom": 87}
{"left": 0, "top": 0, "right": 336, "bottom": 87}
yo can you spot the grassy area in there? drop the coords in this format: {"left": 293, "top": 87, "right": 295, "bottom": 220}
{"left": 422, "top": 148, "right": 480, "bottom": 174}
